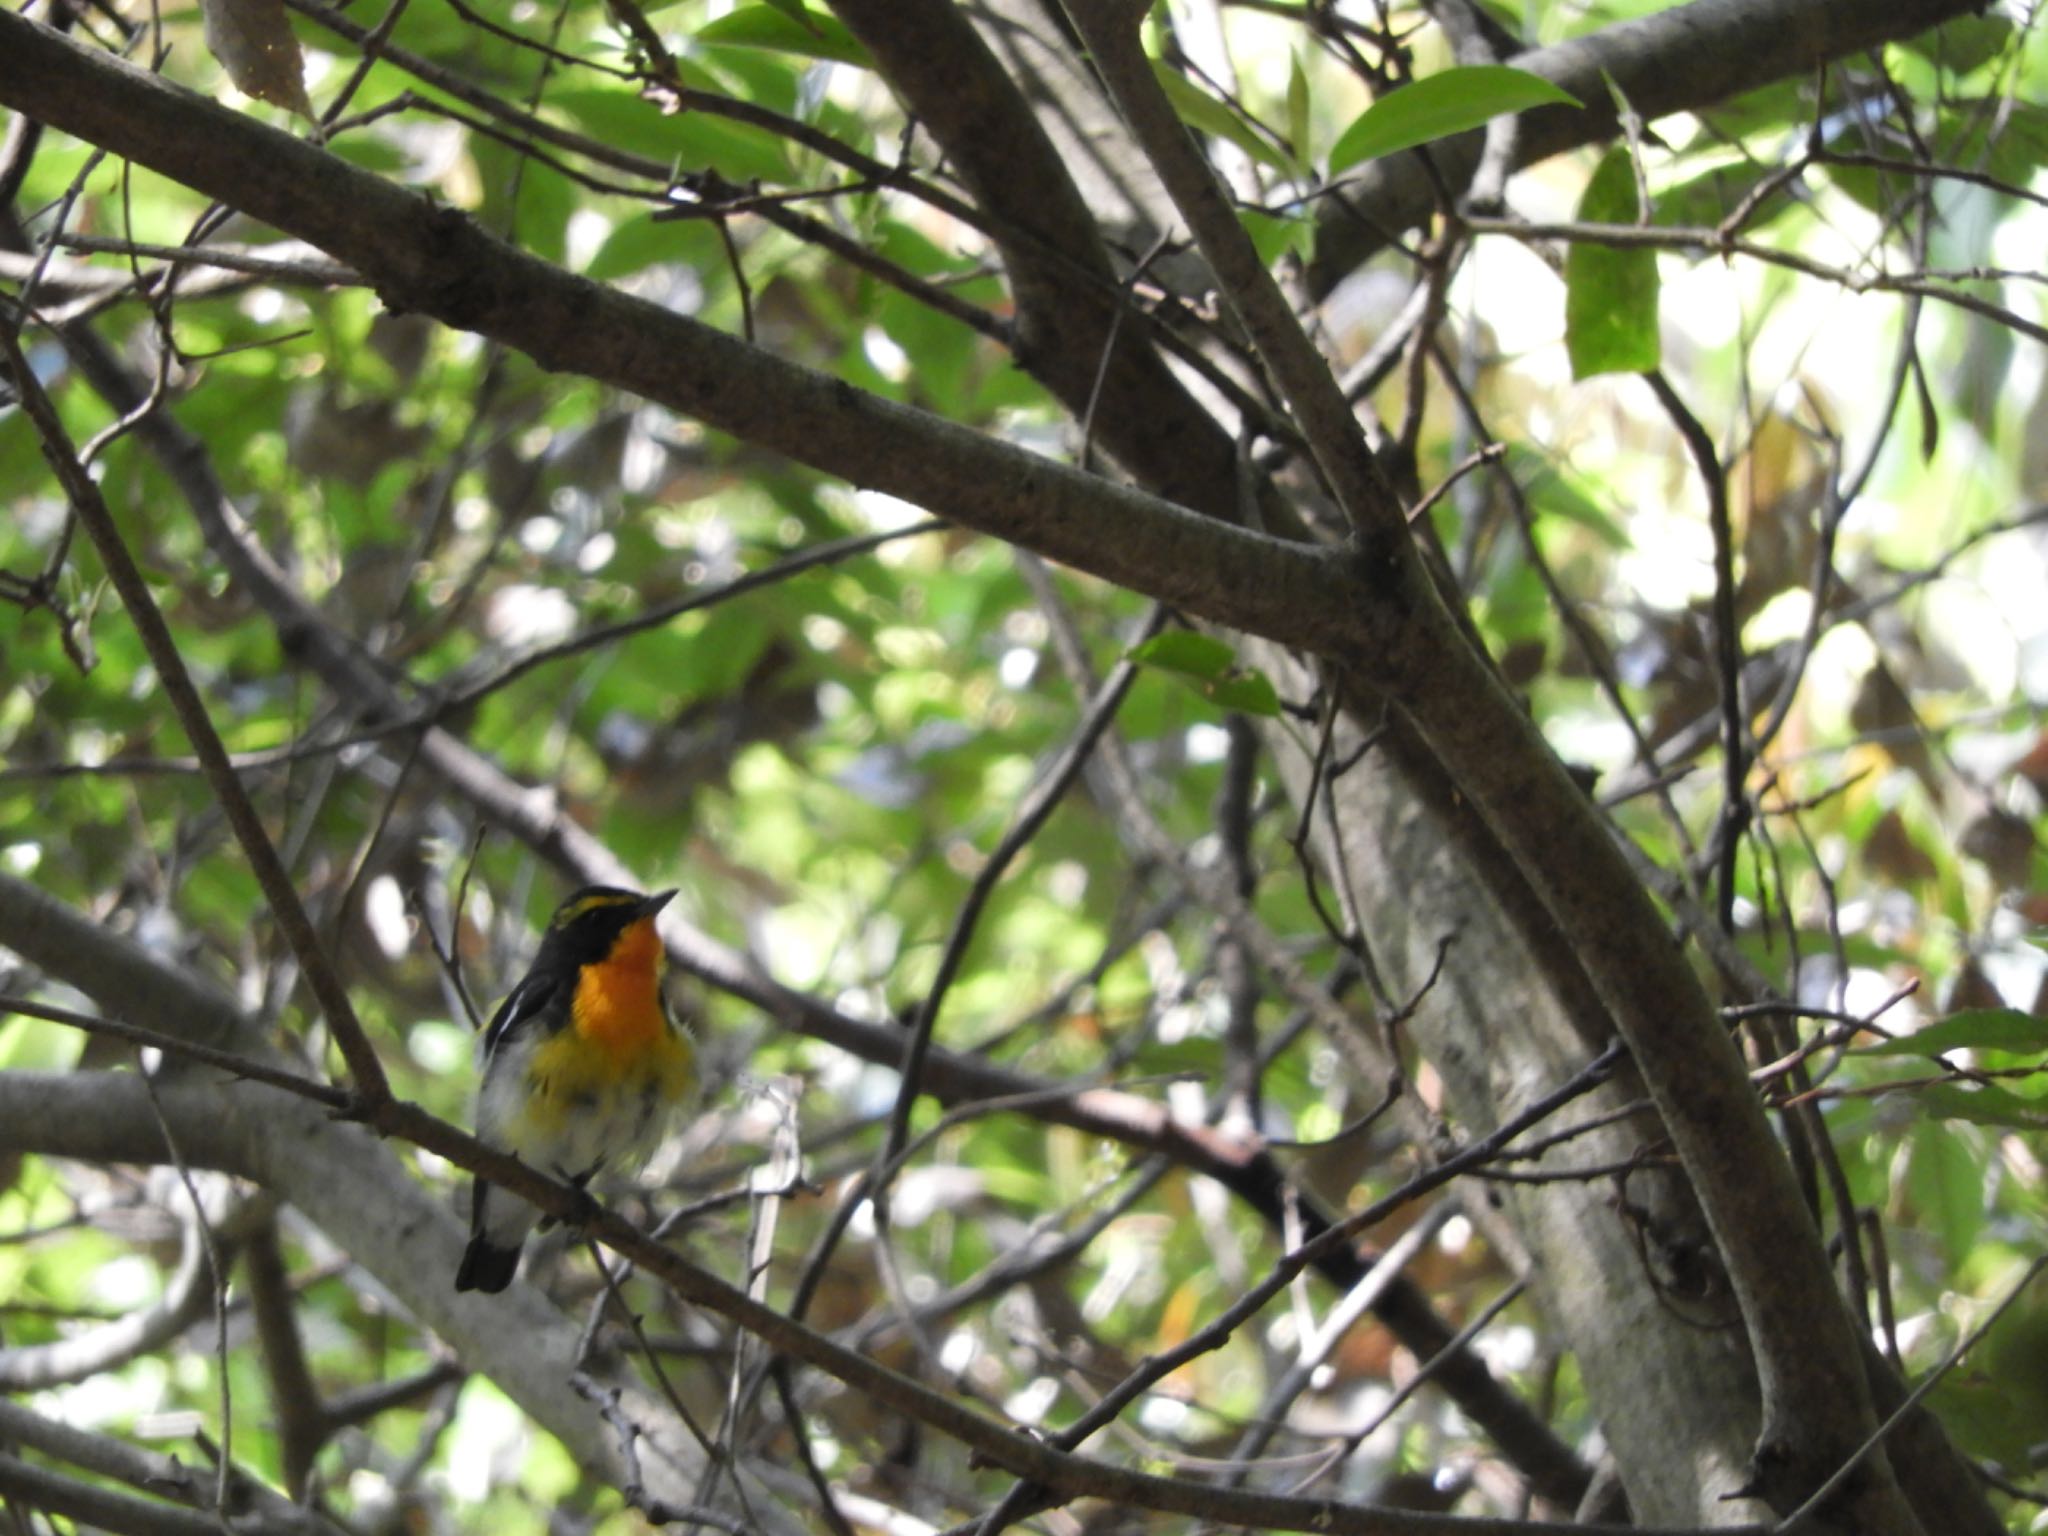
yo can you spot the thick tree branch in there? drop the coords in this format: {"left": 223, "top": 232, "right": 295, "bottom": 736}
{"left": 0, "top": 1064, "right": 1741, "bottom": 1536}
{"left": 26, "top": 302, "right": 1596, "bottom": 1505}
{"left": 1056, "top": 6, "right": 1929, "bottom": 1526}
{"left": 829, "top": 0, "right": 1274, "bottom": 525}
{"left": 0, "top": 10, "right": 1961, "bottom": 1527}
{"left": 0, "top": 14, "right": 1362, "bottom": 657}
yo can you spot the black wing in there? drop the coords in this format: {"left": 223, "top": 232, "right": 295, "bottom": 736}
{"left": 480, "top": 970, "right": 564, "bottom": 1058}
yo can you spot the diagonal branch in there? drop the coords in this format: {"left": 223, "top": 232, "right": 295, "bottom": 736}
{"left": 1026, "top": 10, "right": 1930, "bottom": 1527}
{"left": 0, "top": 315, "right": 389, "bottom": 1103}
{"left": 24, "top": 227, "right": 1578, "bottom": 1511}
{"left": 0, "top": 1063, "right": 1734, "bottom": 1536}
{"left": 0, "top": 13, "right": 1363, "bottom": 658}
{"left": 1064, "top": 0, "right": 1407, "bottom": 542}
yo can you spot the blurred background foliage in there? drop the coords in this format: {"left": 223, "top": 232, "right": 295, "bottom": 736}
{"left": 3, "top": 0, "right": 2048, "bottom": 1530}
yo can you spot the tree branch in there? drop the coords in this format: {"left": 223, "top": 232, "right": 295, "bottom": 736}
{"left": 0, "top": 876, "right": 715, "bottom": 1516}
{"left": 0, "top": 1399, "right": 335, "bottom": 1536}
{"left": 0, "top": 1067, "right": 1744, "bottom": 1536}
{"left": 22, "top": 315, "right": 1590, "bottom": 1507}
{"left": 0, "top": 315, "right": 389, "bottom": 1102}
{"left": 0, "top": 14, "right": 1361, "bottom": 657}
{"left": 1065, "top": 0, "right": 1406, "bottom": 540}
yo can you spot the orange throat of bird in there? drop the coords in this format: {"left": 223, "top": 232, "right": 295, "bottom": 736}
{"left": 570, "top": 917, "right": 667, "bottom": 1061}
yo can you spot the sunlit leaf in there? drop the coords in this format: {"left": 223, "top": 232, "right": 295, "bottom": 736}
{"left": 1130, "top": 630, "right": 1238, "bottom": 680}
{"left": 551, "top": 86, "right": 796, "bottom": 183}
{"left": 1151, "top": 61, "right": 1297, "bottom": 175}
{"left": 1241, "top": 207, "right": 1314, "bottom": 265}
{"left": 1854, "top": 1008, "right": 2048, "bottom": 1058}
{"left": 1565, "top": 148, "right": 1660, "bottom": 378}
{"left": 1129, "top": 632, "right": 1280, "bottom": 717}
{"left": 695, "top": 5, "right": 871, "bottom": 68}
{"left": 1328, "top": 65, "right": 1578, "bottom": 173}
{"left": 1205, "top": 670, "right": 1280, "bottom": 717}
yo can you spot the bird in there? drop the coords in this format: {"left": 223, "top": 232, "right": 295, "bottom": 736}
{"left": 456, "top": 885, "right": 695, "bottom": 1294}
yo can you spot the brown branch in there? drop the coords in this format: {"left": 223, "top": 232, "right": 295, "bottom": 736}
{"left": 4, "top": 1065, "right": 1729, "bottom": 1536}
{"left": 880, "top": 607, "right": 1160, "bottom": 1165}
{"left": 0, "top": 1399, "right": 336, "bottom": 1536}
{"left": 0, "top": 13, "right": 1361, "bottom": 655}
{"left": 1642, "top": 371, "right": 1745, "bottom": 931}
{"left": 244, "top": 1218, "right": 329, "bottom": 1498}
{"left": 0, "top": 1454, "right": 230, "bottom": 1536}
{"left": 1066, "top": 0, "right": 1405, "bottom": 541}
{"left": 828, "top": 0, "right": 1290, "bottom": 526}
{"left": 0, "top": 314, "right": 389, "bottom": 1103}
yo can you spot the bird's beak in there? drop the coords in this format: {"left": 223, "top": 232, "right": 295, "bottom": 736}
{"left": 639, "top": 889, "right": 678, "bottom": 918}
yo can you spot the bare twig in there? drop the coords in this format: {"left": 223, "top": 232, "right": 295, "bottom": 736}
{"left": 0, "top": 315, "right": 390, "bottom": 1103}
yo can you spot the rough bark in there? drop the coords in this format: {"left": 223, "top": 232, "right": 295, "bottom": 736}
{"left": 1255, "top": 651, "right": 1767, "bottom": 1523}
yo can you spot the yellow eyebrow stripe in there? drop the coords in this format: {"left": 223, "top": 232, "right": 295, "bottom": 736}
{"left": 552, "top": 892, "right": 639, "bottom": 927}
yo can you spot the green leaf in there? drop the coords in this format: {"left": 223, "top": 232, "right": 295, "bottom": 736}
{"left": 1978, "top": 102, "right": 2048, "bottom": 190}
{"left": 1854, "top": 1008, "right": 2048, "bottom": 1058}
{"left": 1924, "top": 1372, "right": 2042, "bottom": 1469}
{"left": 1565, "top": 148, "right": 1660, "bottom": 378}
{"left": 1286, "top": 51, "right": 1311, "bottom": 168}
{"left": 0, "top": 1016, "right": 84, "bottom": 1072}
{"left": 1130, "top": 630, "right": 1237, "bottom": 680}
{"left": 1906, "top": 1121, "right": 1985, "bottom": 1263}
{"left": 1899, "top": 14, "right": 2013, "bottom": 76}
{"left": 1507, "top": 444, "right": 1631, "bottom": 548}
{"left": 756, "top": 0, "right": 824, "bottom": 37}
{"left": 1240, "top": 207, "right": 1313, "bottom": 266}
{"left": 1152, "top": 61, "right": 1296, "bottom": 175}
{"left": 550, "top": 86, "right": 796, "bottom": 183}
{"left": 586, "top": 214, "right": 724, "bottom": 282}
{"left": 1129, "top": 632, "right": 1280, "bottom": 717}
{"left": 1654, "top": 160, "right": 1779, "bottom": 231}
{"left": 1328, "top": 65, "right": 1578, "bottom": 174}
{"left": 1693, "top": 79, "right": 1805, "bottom": 143}
{"left": 1205, "top": 670, "right": 1280, "bottom": 717}
{"left": 694, "top": 6, "right": 871, "bottom": 68}
{"left": 1910, "top": 1082, "right": 2048, "bottom": 1129}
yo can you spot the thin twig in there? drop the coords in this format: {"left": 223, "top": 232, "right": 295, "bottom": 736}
{"left": 0, "top": 314, "right": 390, "bottom": 1103}
{"left": 878, "top": 605, "right": 1165, "bottom": 1167}
{"left": 133, "top": 1059, "right": 234, "bottom": 1511}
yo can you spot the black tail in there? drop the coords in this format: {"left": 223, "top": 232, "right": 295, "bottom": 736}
{"left": 456, "top": 1179, "right": 528, "bottom": 1293}
{"left": 455, "top": 1235, "right": 520, "bottom": 1293}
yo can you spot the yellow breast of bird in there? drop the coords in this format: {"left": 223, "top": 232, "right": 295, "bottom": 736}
{"left": 513, "top": 1019, "right": 693, "bottom": 1176}
{"left": 510, "top": 925, "right": 695, "bottom": 1170}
